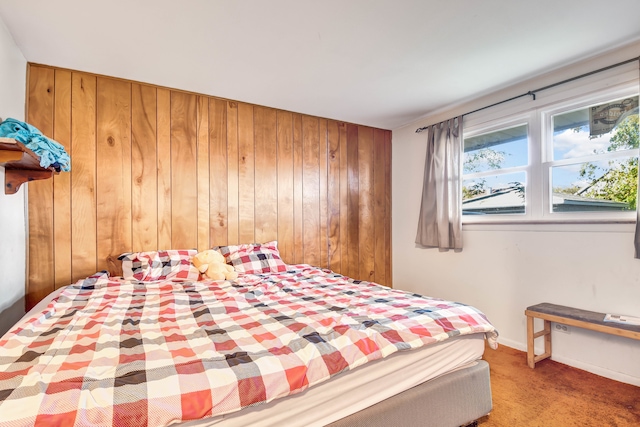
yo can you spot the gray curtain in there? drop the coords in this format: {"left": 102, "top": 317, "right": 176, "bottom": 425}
{"left": 415, "top": 116, "right": 463, "bottom": 251}
{"left": 635, "top": 177, "right": 640, "bottom": 258}
{"left": 635, "top": 60, "right": 640, "bottom": 259}
{"left": 636, "top": 104, "right": 640, "bottom": 258}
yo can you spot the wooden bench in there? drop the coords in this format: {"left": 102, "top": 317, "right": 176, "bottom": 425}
{"left": 525, "top": 303, "right": 640, "bottom": 368}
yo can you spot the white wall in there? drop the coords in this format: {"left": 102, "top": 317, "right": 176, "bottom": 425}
{"left": 392, "top": 41, "right": 640, "bottom": 386}
{"left": 0, "top": 15, "right": 27, "bottom": 336}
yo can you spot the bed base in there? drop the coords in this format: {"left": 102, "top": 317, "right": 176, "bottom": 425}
{"left": 327, "top": 359, "right": 492, "bottom": 427}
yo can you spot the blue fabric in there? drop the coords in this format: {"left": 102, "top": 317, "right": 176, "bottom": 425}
{"left": 0, "top": 118, "right": 70, "bottom": 172}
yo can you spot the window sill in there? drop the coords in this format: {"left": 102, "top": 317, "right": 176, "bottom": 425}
{"left": 462, "top": 220, "right": 636, "bottom": 233}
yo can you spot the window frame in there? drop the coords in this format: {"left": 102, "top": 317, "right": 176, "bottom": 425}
{"left": 540, "top": 88, "right": 639, "bottom": 221}
{"left": 462, "top": 81, "right": 639, "bottom": 224}
{"left": 461, "top": 112, "right": 535, "bottom": 222}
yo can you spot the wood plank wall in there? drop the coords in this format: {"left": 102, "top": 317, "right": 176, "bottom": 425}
{"left": 25, "top": 64, "right": 392, "bottom": 310}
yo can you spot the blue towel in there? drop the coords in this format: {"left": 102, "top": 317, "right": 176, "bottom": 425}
{"left": 0, "top": 118, "right": 71, "bottom": 172}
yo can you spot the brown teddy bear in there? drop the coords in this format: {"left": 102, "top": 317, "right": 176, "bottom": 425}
{"left": 191, "top": 250, "right": 238, "bottom": 281}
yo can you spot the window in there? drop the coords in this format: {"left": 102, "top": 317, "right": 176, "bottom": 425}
{"left": 547, "top": 96, "right": 638, "bottom": 215}
{"left": 463, "top": 123, "right": 529, "bottom": 216}
{"left": 461, "top": 86, "right": 639, "bottom": 223}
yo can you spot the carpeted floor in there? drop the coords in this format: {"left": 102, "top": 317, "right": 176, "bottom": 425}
{"left": 479, "top": 344, "right": 640, "bottom": 427}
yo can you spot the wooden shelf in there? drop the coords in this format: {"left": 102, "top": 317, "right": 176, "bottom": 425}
{"left": 0, "top": 137, "right": 58, "bottom": 194}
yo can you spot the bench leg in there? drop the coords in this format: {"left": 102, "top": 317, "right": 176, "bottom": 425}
{"left": 527, "top": 315, "right": 535, "bottom": 368}
{"left": 527, "top": 316, "right": 552, "bottom": 368}
{"left": 543, "top": 320, "right": 552, "bottom": 362}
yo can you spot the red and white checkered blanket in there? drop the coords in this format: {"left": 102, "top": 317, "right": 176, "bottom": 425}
{"left": 0, "top": 265, "right": 497, "bottom": 426}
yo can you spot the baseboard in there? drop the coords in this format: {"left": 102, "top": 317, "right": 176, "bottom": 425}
{"left": 549, "top": 354, "right": 640, "bottom": 387}
{"left": 493, "top": 337, "right": 640, "bottom": 387}
{"left": 495, "top": 337, "right": 526, "bottom": 352}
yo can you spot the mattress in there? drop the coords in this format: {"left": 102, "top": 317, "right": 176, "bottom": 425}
{"left": 2, "top": 267, "right": 496, "bottom": 426}
{"left": 183, "top": 334, "right": 485, "bottom": 427}
{"left": 16, "top": 289, "right": 486, "bottom": 427}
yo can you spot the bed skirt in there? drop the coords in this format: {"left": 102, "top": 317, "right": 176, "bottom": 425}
{"left": 327, "top": 360, "right": 492, "bottom": 427}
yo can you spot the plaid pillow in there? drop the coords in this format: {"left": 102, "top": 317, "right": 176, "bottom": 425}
{"left": 213, "top": 241, "right": 288, "bottom": 275}
{"left": 118, "top": 253, "right": 150, "bottom": 281}
{"left": 118, "top": 249, "right": 200, "bottom": 281}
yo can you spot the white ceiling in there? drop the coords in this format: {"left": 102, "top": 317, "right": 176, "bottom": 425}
{"left": 1, "top": 0, "right": 639, "bottom": 130}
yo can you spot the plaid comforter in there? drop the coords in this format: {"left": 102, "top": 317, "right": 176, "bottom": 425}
{"left": 0, "top": 265, "right": 497, "bottom": 427}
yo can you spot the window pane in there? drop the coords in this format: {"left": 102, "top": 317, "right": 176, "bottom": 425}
{"left": 463, "top": 124, "right": 528, "bottom": 174}
{"left": 552, "top": 96, "right": 639, "bottom": 160}
{"left": 462, "top": 172, "right": 526, "bottom": 215}
{"left": 551, "top": 157, "right": 638, "bottom": 212}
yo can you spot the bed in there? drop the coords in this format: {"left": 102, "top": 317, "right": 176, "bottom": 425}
{"left": 0, "top": 244, "right": 497, "bottom": 427}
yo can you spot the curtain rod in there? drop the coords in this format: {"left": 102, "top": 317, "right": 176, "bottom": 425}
{"left": 415, "top": 55, "right": 640, "bottom": 133}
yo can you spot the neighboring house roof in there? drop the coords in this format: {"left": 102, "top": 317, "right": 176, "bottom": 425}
{"left": 463, "top": 185, "right": 629, "bottom": 214}
{"left": 463, "top": 187, "right": 525, "bottom": 214}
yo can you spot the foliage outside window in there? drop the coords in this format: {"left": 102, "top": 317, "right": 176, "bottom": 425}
{"left": 550, "top": 96, "right": 639, "bottom": 213}
{"left": 461, "top": 91, "right": 639, "bottom": 222}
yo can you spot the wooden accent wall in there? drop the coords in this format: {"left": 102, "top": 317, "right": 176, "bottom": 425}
{"left": 25, "top": 64, "right": 392, "bottom": 310}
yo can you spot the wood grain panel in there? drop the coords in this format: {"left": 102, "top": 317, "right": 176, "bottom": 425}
{"left": 373, "top": 129, "right": 387, "bottom": 286}
{"left": 226, "top": 101, "right": 239, "bottom": 245}
{"left": 302, "top": 116, "right": 320, "bottom": 266}
{"left": 96, "top": 77, "right": 132, "bottom": 273}
{"left": 157, "top": 88, "right": 172, "bottom": 249}
{"left": 254, "top": 106, "right": 278, "bottom": 244}
{"left": 70, "top": 72, "right": 98, "bottom": 282}
{"left": 196, "top": 96, "right": 210, "bottom": 251}
{"left": 237, "top": 103, "right": 255, "bottom": 244}
{"left": 346, "top": 124, "right": 360, "bottom": 279}
{"left": 26, "top": 65, "right": 393, "bottom": 309}
{"left": 53, "top": 69, "right": 72, "bottom": 289}
{"left": 385, "top": 131, "right": 392, "bottom": 287}
{"left": 131, "top": 84, "right": 158, "bottom": 252}
{"left": 276, "top": 111, "right": 294, "bottom": 264}
{"left": 26, "top": 65, "right": 55, "bottom": 309}
{"left": 327, "top": 120, "right": 341, "bottom": 272}
{"left": 319, "top": 119, "right": 328, "bottom": 268}
{"left": 292, "top": 114, "right": 304, "bottom": 264}
{"left": 170, "top": 91, "right": 198, "bottom": 249}
{"left": 209, "top": 98, "right": 228, "bottom": 247}
{"left": 358, "top": 127, "right": 375, "bottom": 281}
{"left": 338, "top": 123, "right": 349, "bottom": 276}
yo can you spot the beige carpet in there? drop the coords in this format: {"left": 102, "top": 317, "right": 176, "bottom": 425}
{"left": 479, "top": 344, "right": 640, "bottom": 427}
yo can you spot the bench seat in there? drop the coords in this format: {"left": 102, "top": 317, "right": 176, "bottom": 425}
{"left": 524, "top": 303, "right": 640, "bottom": 368}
